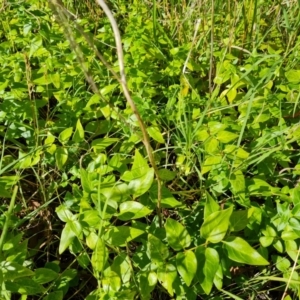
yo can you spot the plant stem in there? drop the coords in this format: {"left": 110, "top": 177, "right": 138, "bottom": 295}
{"left": 95, "top": 0, "right": 163, "bottom": 227}
{"left": 0, "top": 186, "right": 18, "bottom": 257}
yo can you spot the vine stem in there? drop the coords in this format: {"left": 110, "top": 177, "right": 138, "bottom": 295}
{"left": 95, "top": 0, "right": 163, "bottom": 227}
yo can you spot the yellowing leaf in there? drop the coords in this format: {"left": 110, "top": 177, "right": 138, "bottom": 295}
{"left": 201, "top": 155, "right": 222, "bottom": 175}
{"left": 147, "top": 126, "right": 165, "bottom": 143}
{"left": 216, "top": 131, "right": 238, "bottom": 143}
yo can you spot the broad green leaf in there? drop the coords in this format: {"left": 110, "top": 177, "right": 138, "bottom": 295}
{"left": 158, "top": 169, "right": 177, "bottom": 181}
{"left": 138, "top": 271, "right": 157, "bottom": 298}
{"left": 51, "top": 73, "right": 60, "bottom": 88}
{"left": 129, "top": 168, "right": 154, "bottom": 198}
{"left": 100, "top": 84, "right": 118, "bottom": 96}
{"left": 216, "top": 131, "right": 238, "bottom": 143}
{"left": 91, "top": 138, "right": 119, "bottom": 153}
{"left": 149, "top": 183, "right": 182, "bottom": 208}
{"left": 6, "top": 278, "right": 45, "bottom": 295}
{"left": 59, "top": 223, "right": 76, "bottom": 254}
{"left": 223, "top": 236, "right": 269, "bottom": 265}
{"left": 73, "top": 119, "right": 85, "bottom": 143}
{"left": 230, "top": 170, "right": 249, "bottom": 206}
{"left": 100, "top": 182, "right": 130, "bottom": 203}
{"left": 56, "top": 205, "right": 73, "bottom": 222}
{"left": 111, "top": 253, "right": 131, "bottom": 283}
{"left": 285, "top": 70, "right": 300, "bottom": 84}
{"left": 147, "top": 126, "right": 165, "bottom": 143}
{"left": 196, "top": 247, "right": 219, "bottom": 295}
{"left": 42, "top": 291, "right": 63, "bottom": 300}
{"left": 81, "top": 210, "right": 101, "bottom": 228}
{"left": 91, "top": 239, "right": 108, "bottom": 272}
{"left": 165, "top": 218, "right": 191, "bottom": 250}
{"left": 33, "top": 268, "right": 58, "bottom": 284}
{"left": 44, "top": 132, "right": 55, "bottom": 145}
{"left": 147, "top": 234, "right": 169, "bottom": 264}
{"left": 29, "top": 36, "right": 43, "bottom": 57}
{"left": 131, "top": 149, "right": 150, "bottom": 178}
{"left": 86, "top": 94, "right": 101, "bottom": 108}
{"left": 230, "top": 210, "right": 249, "bottom": 232}
{"left": 213, "top": 264, "right": 223, "bottom": 290}
{"left": 204, "top": 191, "right": 220, "bottom": 219}
{"left": 105, "top": 226, "right": 144, "bottom": 246}
{"left": 55, "top": 146, "right": 68, "bottom": 170}
{"left": 80, "top": 168, "right": 93, "bottom": 194}
{"left": 176, "top": 250, "right": 197, "bottom": 286}
{"left": 102, "top": 269, "right": 121, "bottom": 292}
{"left": 86, "top": 232, "right": 99, "bottom": 250}
{"left": 205, "top": 138, "right": 219, "bottom": 154}
{"left": 58, "top": 127, "right": 73, "bottom": 144}
{"left": 0, "top": 261, "right": 34, "bottom": 281}
{"left": 200, "top": 206, "right": 233, "bottom": 243}
{"left": 286, "top": 240, "right": 298, "bottom": 261}
{"left": 201, "top": 155, "right": 222, "bottom": 174}
{"left": 118, "top": 201, "right": 152, "bottom": 220}
{"left": 226, "top": 88, "right": 237, "bottom": 103}
{"left": 157, "top": 263, "right": 177, "bottom": 296}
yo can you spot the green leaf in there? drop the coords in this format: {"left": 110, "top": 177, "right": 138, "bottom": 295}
{"left": 56, "top": 205, "right": 73, "bottom": 222}
{"left": 138, "top": 271, "right": 157, "bottom": 298}
{"left": 105, "top": 226, "right": 144, "bottom": 247}
{"left": 230, "top": 210, "right": 249, "bottom": 232}
{"left": 73, "top": 119, "right": 85, "bottom": 143}
{"left": 55, "top": 146, "right": 68, "bottom": 170}
{"left": 129, "top": 168, "right": 154, "bottom": 198}
{"left": 200, "top": 206, "right": 233, "bottom": 243}
{"left": 91, "top": 239, "right": 108, "bottom": 272}
{"left": 111, "top": 253, "right": 131, "bottom": 283}
{"left": 147, "top": 126, "right": 165, "bottom": 143}
{"left": 223, "top": 236, "right": 269, "bottom": 265}
{"left": 80, "top": 168, "right": 93, "bottom": 194}
{"left": 58, "top": 127, "right": 73, "bottom": 144}
{"left": 165, "top": 218, "right": 191, "bottom": 250}
{"left": 59, "top": 223, "right": 76, "bottom": 254}
{"left": 0, "top": 261, "right": 34, "bottom": 281}
{"left": 29, "top": 36, "right": 43, "bottom": 57}
{"left": 149, "top": 183, "right": 182, "bottom": 208}
{"left": 285, "top": 70, "right": 300, "bottom": 84}
{"left": 6, "top": 277, "right": 45, "bottom": 295}
{"left": 118, "top": 201, "right": 152, "bottom": 220}
{"left": 201, "top": 155, "right": 222, "bottom": 174}
{"left": 157, "top": 263, "right": 177, "bottom": 296}
{"left": 147, "top": 234, "right": 169, "bottom": 264}
{"left": 216, "top": 131, "right": 238, "bottom": 143}
{"left": 100, "top": 84, "right": 118, "bottom": 96}
{"left": 102, "top": 269, "right": 121, "bottom": 292}
{"left": 205, "top": 138, "right": 219, "bottom": 154}
{"left": 204, "top": 191, "right": 220, "bottom": 219}
{"left": 230, "top": 170, "right": 249, "bottom": 206}
{"left": 131, "top": 149, "right": 150, "bottom": 178}
{"left": 176, "top": 250, "right": 197, "bottom": 286}
{"left": 196, "top": 247, "right": 219, "bottom": 295}
{"left": 33, "top": 268, "right": 58, "bottom": 284}
{"left": 91, "top": 138, "right": 119, "bottom": 153}
{"left": 51, "top": 73, "right": 60, "bottom": 88}
{"left": 42, "top": 291, "right": 63, "bottom": 300}
{"left": 158, "top": 169, "right": 177, "bottom": 181}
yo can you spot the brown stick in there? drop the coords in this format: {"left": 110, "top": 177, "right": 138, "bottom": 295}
{"left": 95, "top": 0, "right": 162, "bottom": 227}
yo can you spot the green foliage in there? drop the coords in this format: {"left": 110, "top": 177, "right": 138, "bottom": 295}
{"left": 1, "top": 0, "right": 300, "bottom": 299}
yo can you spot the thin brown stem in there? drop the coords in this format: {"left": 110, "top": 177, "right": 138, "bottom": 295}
{"left": 95, "top": 0, "right": 163, "bottom": 227}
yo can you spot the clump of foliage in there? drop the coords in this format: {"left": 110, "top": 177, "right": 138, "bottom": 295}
{"left": 1, "top": 0, "right": 300, "bottom": 299}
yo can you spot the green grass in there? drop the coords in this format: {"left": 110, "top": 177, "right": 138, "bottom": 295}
{"left": 1, "top": 0, "right": 300, "bottom": 299}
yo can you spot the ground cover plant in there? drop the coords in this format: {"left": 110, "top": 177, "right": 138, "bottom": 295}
{"left": 1, "top": 0, "right": 300, "bottom": 299}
